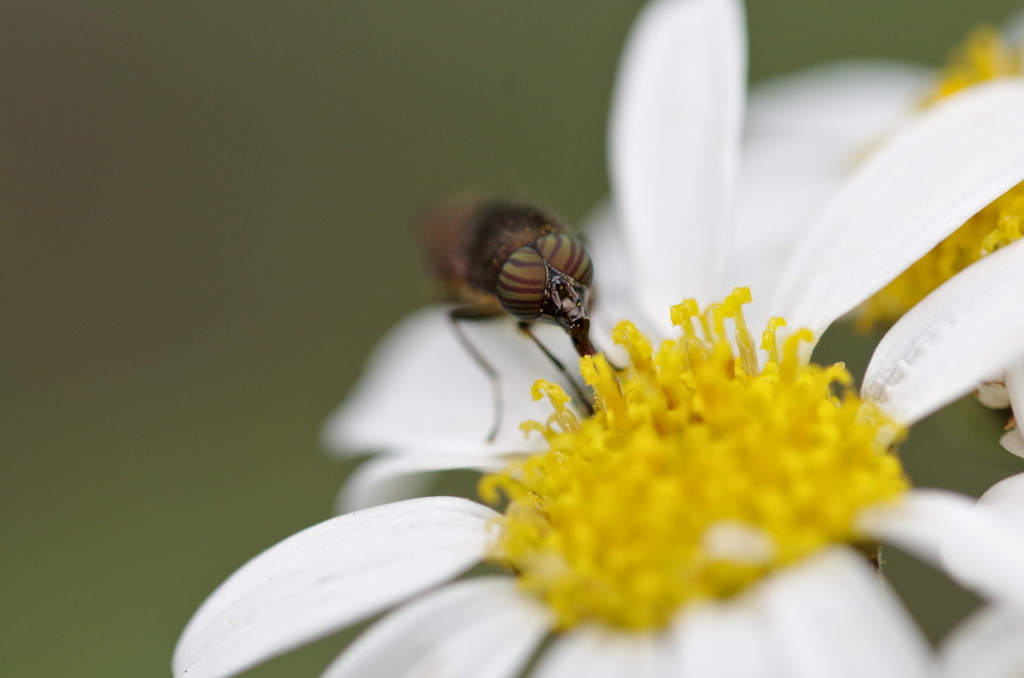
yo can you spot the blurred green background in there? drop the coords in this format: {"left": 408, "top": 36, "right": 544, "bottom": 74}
{"left": 4, "top": 1, "right": 1024, "bottom": 675}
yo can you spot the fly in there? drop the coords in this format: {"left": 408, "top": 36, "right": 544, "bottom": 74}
{"left": 418, "top": 199, "right": 598, "bottom": 440}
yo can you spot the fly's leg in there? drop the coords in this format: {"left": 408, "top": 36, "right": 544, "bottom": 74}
{"left": 449, "top": 307, "right": 504, "bottom": 442}
{"left": 518, "top": 322, "right": 595, "bottom": 416}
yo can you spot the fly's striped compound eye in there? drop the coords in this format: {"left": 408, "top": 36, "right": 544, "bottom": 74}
{"left": 497, "top": 245, "right": 547, "bottom": 319}
{"left": 534, "top": 234, "right": 593, "bottom": 285}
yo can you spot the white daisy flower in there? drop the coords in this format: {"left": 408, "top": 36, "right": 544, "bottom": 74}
{"left": 174, "top": 261, "right": 1024, "bottom": 677}
{"left": 326, "top": 0, "right": 1024, "bottom": 511}
{"left": 173, "top": 2, "right": 1024, "bottom": 673}
{"left": 163, "top": 290, "right": 915, "bottom": 676}
{"left": 173, "top": 0, "right": 1024, "bottom": 667}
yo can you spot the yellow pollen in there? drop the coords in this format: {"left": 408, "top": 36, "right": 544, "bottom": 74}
{"left": 481, "top": 289, "right": 908, "bottom": 631}
{"left": 860, "top": 26, "right": 1024, "bottom": 328}
{"left": 929, "top": 26, "right": 1022, "bottom": 101}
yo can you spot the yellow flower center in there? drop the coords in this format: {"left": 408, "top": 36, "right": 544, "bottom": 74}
{"left": 860, "top": 27, "right": 1024, "bottom": 328}
{"left": 481, "top": 289, "right": 908, "bottom": 631}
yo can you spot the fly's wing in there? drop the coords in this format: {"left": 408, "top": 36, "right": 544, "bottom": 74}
{"left": 416, "top": 198, "right": 478, "bottom": 302}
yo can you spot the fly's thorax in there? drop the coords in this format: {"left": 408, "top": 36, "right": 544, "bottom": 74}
{"left": 416, "top": 198, "right": 567, "bottom": 307}
{"left": 464, "top": 203, "right": 566, "bottom": 295}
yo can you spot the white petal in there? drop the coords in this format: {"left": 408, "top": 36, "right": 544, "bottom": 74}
{"left": 336, "top": 453, "right": 510, "bottom": 513}
{"left": 323, "top": 306, "right": 582, "bottom": 458}
{"left": 979, "top": 471, "right": 1024, "bottom": 505}
{"left": 862, "top": 238, "right": 1024, "bottom": 425}
{"left": 583, "top": 200, "right": 631, "bottom": 307}
{"left": 322, "top": 577, "right": 551, "bottom": 678}
{"left": 979, "top": 472, "right": 1024, "bottom": 532}
{"left": 772, "top": 79, "right": 1024, "bottom": 339}
{"left": 744, "top": 60, "right": 931, "bottom": 150}
{"left": 531, "top": 625, "right": 677, "bottom": 678}
{"left": 977, "top": 380, "right": 1012, "bottom": 409}
{"left": 736, "top": 61, "right": 929, "bottom": 331}
{"left": 609, "top": 0, "right": 746, "bottom": 323}
{"left": 582, "top": 201, "right": 661, "bottom": 343}
{"left": 759, "top": 549, "right": 934, "bottom": 678}
{"left": 735, "top": 137, "right": 839, "bottom": 332}
{"left": 856, "top": 489, "right": 977, "bottom": 566}
{"left": 671, "top": 599, "right": 785, "bottom": 678}
{"left": 944, "top": 526, "right": 1024, "bottom": 607}
{"left": 940, "top": 499, "right": 1024, "bottom": 607}
{"left": 941, "top": 605, "right": 1024, "bottom": 678}
{"left": 1003, "top": 361, "right": 1024, "bottom": 457}
{"left": 999, "top": 428, "right": 1024, "bottom": 457}
{"left": 173, "top": 497, "right": 498, "bottom": 678}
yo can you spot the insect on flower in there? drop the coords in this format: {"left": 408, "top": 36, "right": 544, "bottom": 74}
{"left": 417, "top": 198, "right": 598, "bottom": 440}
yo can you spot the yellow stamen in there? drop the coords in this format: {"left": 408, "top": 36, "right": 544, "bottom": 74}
{"left": 482, "top": 290, "right": 908, "bottom": 631}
